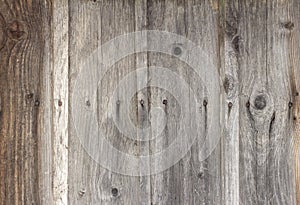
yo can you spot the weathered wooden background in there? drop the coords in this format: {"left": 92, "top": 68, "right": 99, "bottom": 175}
{"left": 0, "top": 0, "right": 299, "bottom": 204}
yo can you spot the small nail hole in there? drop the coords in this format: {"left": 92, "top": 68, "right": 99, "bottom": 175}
{"left": 288, "top": 102, "right": 293, "bottom": 108}
{"left": 228, "top": 102, "right": 233, "bottom": 108}
{"left": 140, "top": 99, "right": 144, "bottom": 106}
{"left": 58, "top": 100, "right": 63, "bottom": 107}
{"left": 163, "top": 99, "right": 167, "bottom": 105}
{"left": 34, "top": 100, "right": 40, "bottom": 107}
{"left": 203, "top": 100, "right": 208, "bottom": 106}
{"left": 86, "top": 100, "right": 91, "bottom": 107}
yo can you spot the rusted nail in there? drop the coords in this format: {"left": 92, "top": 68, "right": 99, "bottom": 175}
{"left": 254, "top": 95, "right": 266, "bottom": 110}
{"left": 58, "top": 100, "right": 63, "bottom": 107}
{"left": 162, "top": 99, "right": 167, "bottom": 105}
{"left": 140, "top": 99, "right": 144, "bottom": 107}
{"left": 111, "top": 188, "right": 118, "bottom": 197}
{"left": 34, "top": 99, "right": 40, "bottom": 107}
{"left": 173, "top": 46, "right": 182, "bottom": 55}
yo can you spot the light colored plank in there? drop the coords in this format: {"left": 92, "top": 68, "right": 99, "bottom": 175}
{"left": 146, "top": 0, "right": 222, "bottom": 204}
{"left": 52, "top": 0, "right": 69, "bottom": 204}
{"left": 221, "top": 0, "right": 240, "bottom": 204}
{"left": 286, "top": 0, "right": 300, "bottom": 203}
{"left": 238, "top": 0, "right": 297, "bottom": 204}
{"left": 68, "top": 0, "right": 151, "bottom": 204}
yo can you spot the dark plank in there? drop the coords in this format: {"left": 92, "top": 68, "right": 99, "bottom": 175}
{"left": 0, "top": 0, "right": 47, "bottom": 204}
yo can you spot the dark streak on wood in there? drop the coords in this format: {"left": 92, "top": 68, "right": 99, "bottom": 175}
{"left": 0, "top": 1, "right": 46, "bottom": 204}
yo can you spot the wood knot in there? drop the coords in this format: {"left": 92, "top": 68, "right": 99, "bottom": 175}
{"left": 111, "top": 187, "right": 118, "bottom": 197}
{"left": 7, "top": 20, "right": 28, "bottom": 41}
{"left": 173, "top": 46, "right": 182, "bottom": 55}
{"left": 197, "top": 172, "right": 204, "bottom": 178}
{"left": 254, "top": 95, "right": 266, "bottom": 110}
{"left": 223, "top": 75, "right": 234, "bottom": 95}
{"left": 282, "top": 21, "right": 294, "bottom": 30}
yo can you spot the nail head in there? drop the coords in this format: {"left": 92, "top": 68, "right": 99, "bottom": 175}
{"left": 34, "top": 100, "right": 40, "bottom": 107}
{"left": 58, "top": 100, "right": 63, "bottom": 107}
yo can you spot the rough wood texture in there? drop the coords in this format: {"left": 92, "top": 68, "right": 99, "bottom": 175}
{"left": 0, "top": 0, "right": 299, "bottom": 204}
{"left": 0, "top": 1, "right": 45, "bottom": 204}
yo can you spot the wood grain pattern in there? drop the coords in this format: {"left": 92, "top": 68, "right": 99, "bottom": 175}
{"left": 146, "top": 1, "right": 222, "bottom": 204}
{"left": 221, "top": 1, "right": 240, "bottom": 204}
{"left": 289, "top": 0, "right": 300, "bottom": 203}
{"left": 0, "top": 0, "right": 299, "bottom": 204}
{"left": 0, "top": 1, "right": 45, "bottom": 204}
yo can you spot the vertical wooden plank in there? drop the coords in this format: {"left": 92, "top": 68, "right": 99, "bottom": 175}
{"left": 0, "top": 0, "right": 45, "bottom": 204}
{"left": 147, "top": 0, "right": 222, "bottom": 204}
{"left": 238, "top": 0, "right": 297, "bottom": 204}
{"left": 39, "top": 1, "right": 53, "bottom": 203}
{"left": 52, "top": 0, "right": 69, "bottom": 204}
{"left": 220, "top": 0, "right": 240, "bottom": 204}
{"left": 265, "top": 1, "right": 297, "bottom": 204}
{"left": 238, "top": 1, "right": 269, "bottom": 204}
{"left": 68, "top": 0, "right": 151, "bottom": 204}
{"left": 289, "top": 1, "right": 300, "bottom": 203}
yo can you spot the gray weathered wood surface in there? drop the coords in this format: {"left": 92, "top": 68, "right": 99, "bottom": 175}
{"left": 0, "top": 0, "right": 299, "bottom": 204}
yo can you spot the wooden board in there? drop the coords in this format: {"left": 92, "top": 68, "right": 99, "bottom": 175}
{"left": 0, "top": 0, "right": 299, "bottom": 204}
